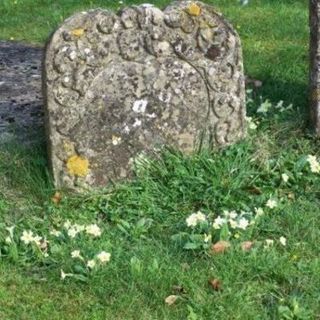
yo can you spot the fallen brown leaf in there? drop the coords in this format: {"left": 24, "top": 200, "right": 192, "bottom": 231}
{"left": 241, "top": 241, "right": 254, "bottom": 252}
{"left": 211, "top": 241, "right": 231, "bottom": 254}
{"left": 209, "top": 278, "right": 222, "bottom": 291}
{"left": 51, "top": 192, "right": 62, "bottom": 205}
{"left": 246, "top": 186, "right": 262, "bottom": 195}
{"left": 165, "top": 295, "right": 178, "bottom": 305}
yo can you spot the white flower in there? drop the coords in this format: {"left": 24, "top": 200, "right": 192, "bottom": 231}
{"left": 237, "top": 218, "right": 249, "bottom": 230}
{"left": 186, "top": 211, "right": 206, "bottom": 227}
{"left": 223, "top": 210, "right": 238, "bottom": 219}
{"left": 203, "top": 234, "right": 212, "bottom": 243}
{"left": 63, "top": 220, "right": 72, "bottom": 230}
{"left": 97, "top": 251, "right": 111, "bottom": 264}
{"left": 246, "top": 116, "right": 257, "bottom": 130}
{"left": 61, "top": 269, "right": 67, "bottom": 280}
{"left": 212, "top": 216, "right": 226, "bottom": 229}
{"left": 195, "top": 211, "right": 206, "bottom": 222}
{"left": 73, "top": 224, "right": 85, "bottom": 232}
{"left": 5, "top": 236, "right": 12, "bottom": 244}
{"left": 20, "top": 230, "right": 34, "bottom": 245}
{"left": 33, "top": 235, "right": 42, "bottom": 246}
{"left": 85, "top": 224, "right": 102, "bottom": 237}
{"left": 68, "top": 227, "right": 80, "bottom": 238}
{"left": 186, "top": 214, "right": 197, "bottom": 227}
{"left": 6, "top": 226, "right": 15, "bottom": 238}
{"left": 229, "top": 219, "right": 238, "bottom": 229}
{"left": 281, "top": 173, "right": 289, "bottom": 183}
{"left": 307, "top": 155, "right": 320, "bottom": 173}
{"left": 87, "top": 259, "right": 96, "bottom": 269}
{"left": 279, "top": 236, "right": 287, "bottom": 246}
{"left": 254, "top": 207, "right": 264, "bottom": 217}
{"left": 229, "top": 211, "right": 238, "bottom": 219}
{"left": 50, "top": 229, "right": 62, "bottom": 237}
{"left": 71, "top": 250, "right": 82, "bottom": 259}
{"left": 266, "top": 199, "right": 277, "bottom": 209}
{"left": 264, "top": 239, "right": 274, "bottom": 249}
{"left": 61, "top": 269, "right": 73, "bottom": 280}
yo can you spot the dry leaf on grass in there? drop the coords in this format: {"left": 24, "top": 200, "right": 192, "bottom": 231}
{"left": 241, "top": 241, "right": 254, "bottom": 252}
{"left": 211, "top": 241, "right": 231, "bottom": 254}
{"left": 51, "top": 192, "right": 62, "bottom": 204}
{"left": 165, "top": 295, "right": 178, "bottom": 305}
{"left": 208, "top": 279, "right": 222, "bottom": 291}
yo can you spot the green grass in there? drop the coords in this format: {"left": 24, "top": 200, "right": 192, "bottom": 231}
{"left": 1, "top": 0, "right": 320, "bottom": 319}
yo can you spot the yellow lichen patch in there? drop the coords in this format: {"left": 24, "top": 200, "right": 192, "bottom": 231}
{"left": 63, "top": 141, "right": 75, "bottom": 155}
{"left": 66, "top": 155, "right": 89, "bottom": 177}
{"left": 71, "top": 28, "right": 85, "bottom": 37}
{"left": 311, "top": 88, "right": 320, "bottom": 101}
{"left": 186, "top": 3, "right": 201, "bottom": 16}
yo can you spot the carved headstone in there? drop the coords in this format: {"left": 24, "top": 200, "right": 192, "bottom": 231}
{"left": 310, "top": 0, "right": 320, "bottom": 135}
{"left": 44, "top": 1, "right": 246, "bottom": 189}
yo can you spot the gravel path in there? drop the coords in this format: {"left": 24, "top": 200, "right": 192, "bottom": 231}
{"left": 0, "top": 41, "right": 44, "bottom": 144}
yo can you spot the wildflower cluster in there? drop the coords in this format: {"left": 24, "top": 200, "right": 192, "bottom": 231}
{"left": 2, "top": 219, "right": 111, "bottom": 281}
{"left": 307, "top": 155, "right": 320, "bottom": 173}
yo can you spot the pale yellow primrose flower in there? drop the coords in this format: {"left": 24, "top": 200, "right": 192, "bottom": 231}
{"left": 264, "top": 239, "right": 274, "bottom": 249}
{"left": 266, "top": 199, "right": 277, "bottom": 209}
{"left": 281, "top": 173, "right": 289, "bottom": 183}
{"left": 97, "top": 251, "right": 111, "bottom": 263}
{"left": 71, "top": 250, "right": 82, "bottom": 259}
{"left": 254, "top": 207, "right": 264, "bottom": 217}
{"left": 279, "top": 236, "right": 287, "bottom": 246}
{"left": 6, "top": 226, "right": 15, "bottom": 238}
{"left": 5, "top": 237, "right": 12, "bottom": 244}
{"left": 237, "top": 218, "right": 249, "bottom": 230}
{"left": 63, "top": 220, "right": 72, "bottom": 229}
{"left": 33, "top": 235, "right": 42, "bottom": 246}
{"left": 203, "top": 234, "right": 212, "bottom": 243}
{"left": 87, "top": 259, "right": 96, "bottom": 269}
{"left": 67, "top": 227, "right": 80, "bottom": 238}
{"left": 186, "top": 211, "right": 206, "bottom": 227}
{"left": 212, "top": 216, "right": 226, "bottom": 229}
{"left": 20, "top": 230, "right": 35, "bottom": 244}
{"left": 60, "top": 269, "right": 73, "bottom": 280}
{"left": 307, "top": 155, "right": 320, "bottom": 173}
{"left": 229, "top": 219, "right": 238, "bottom": 229}
{"left": 50, "top": 229, "right": 62, "bottom": 237}
{"left": 85, "top": 224, "right": 102, "bottom": 237}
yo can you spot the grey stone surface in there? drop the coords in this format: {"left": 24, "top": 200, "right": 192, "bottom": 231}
{"left": 0, "top": 41, "right": 44, "bottom": 144}
{"left": 44, "top": 1, "right": 246, "bottom": 189}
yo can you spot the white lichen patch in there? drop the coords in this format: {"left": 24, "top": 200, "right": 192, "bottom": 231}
{"left": 63, "top": 76, "right": 70, "bottom": 84}
{"left": 112, "top": 135, "right": 122, "bottom": 145}
{"left": 69, "top": 51, "right": 77, "bottom": 60}
{"left": 132, "top": 99, "right": 148, "bottom": 113}
{"left": 133, "top": 118, "right": 142, "bottom": 127}
{"left": 146, "top": 113, "right": 157, "bottom": 119}
{"left": 123, "top": 125, "right": 130, "bottom": 134}
{"left": 159, "top": 91, "right": 172, "bottom": 103}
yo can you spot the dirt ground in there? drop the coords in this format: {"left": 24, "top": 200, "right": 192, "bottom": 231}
{"left": 0, "top": 41, "right": 44, "bottom": 144}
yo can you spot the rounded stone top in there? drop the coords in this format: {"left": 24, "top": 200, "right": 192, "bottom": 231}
{"left": 44, "top": 1, "right": 246, "bottom": 190}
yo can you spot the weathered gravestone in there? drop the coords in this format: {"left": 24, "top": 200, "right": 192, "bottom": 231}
{"left": 44, "top": 1, "right": 246, "bottom": 189}
{"left": 310, "top": 0, "right": 320, "bottom": 135}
